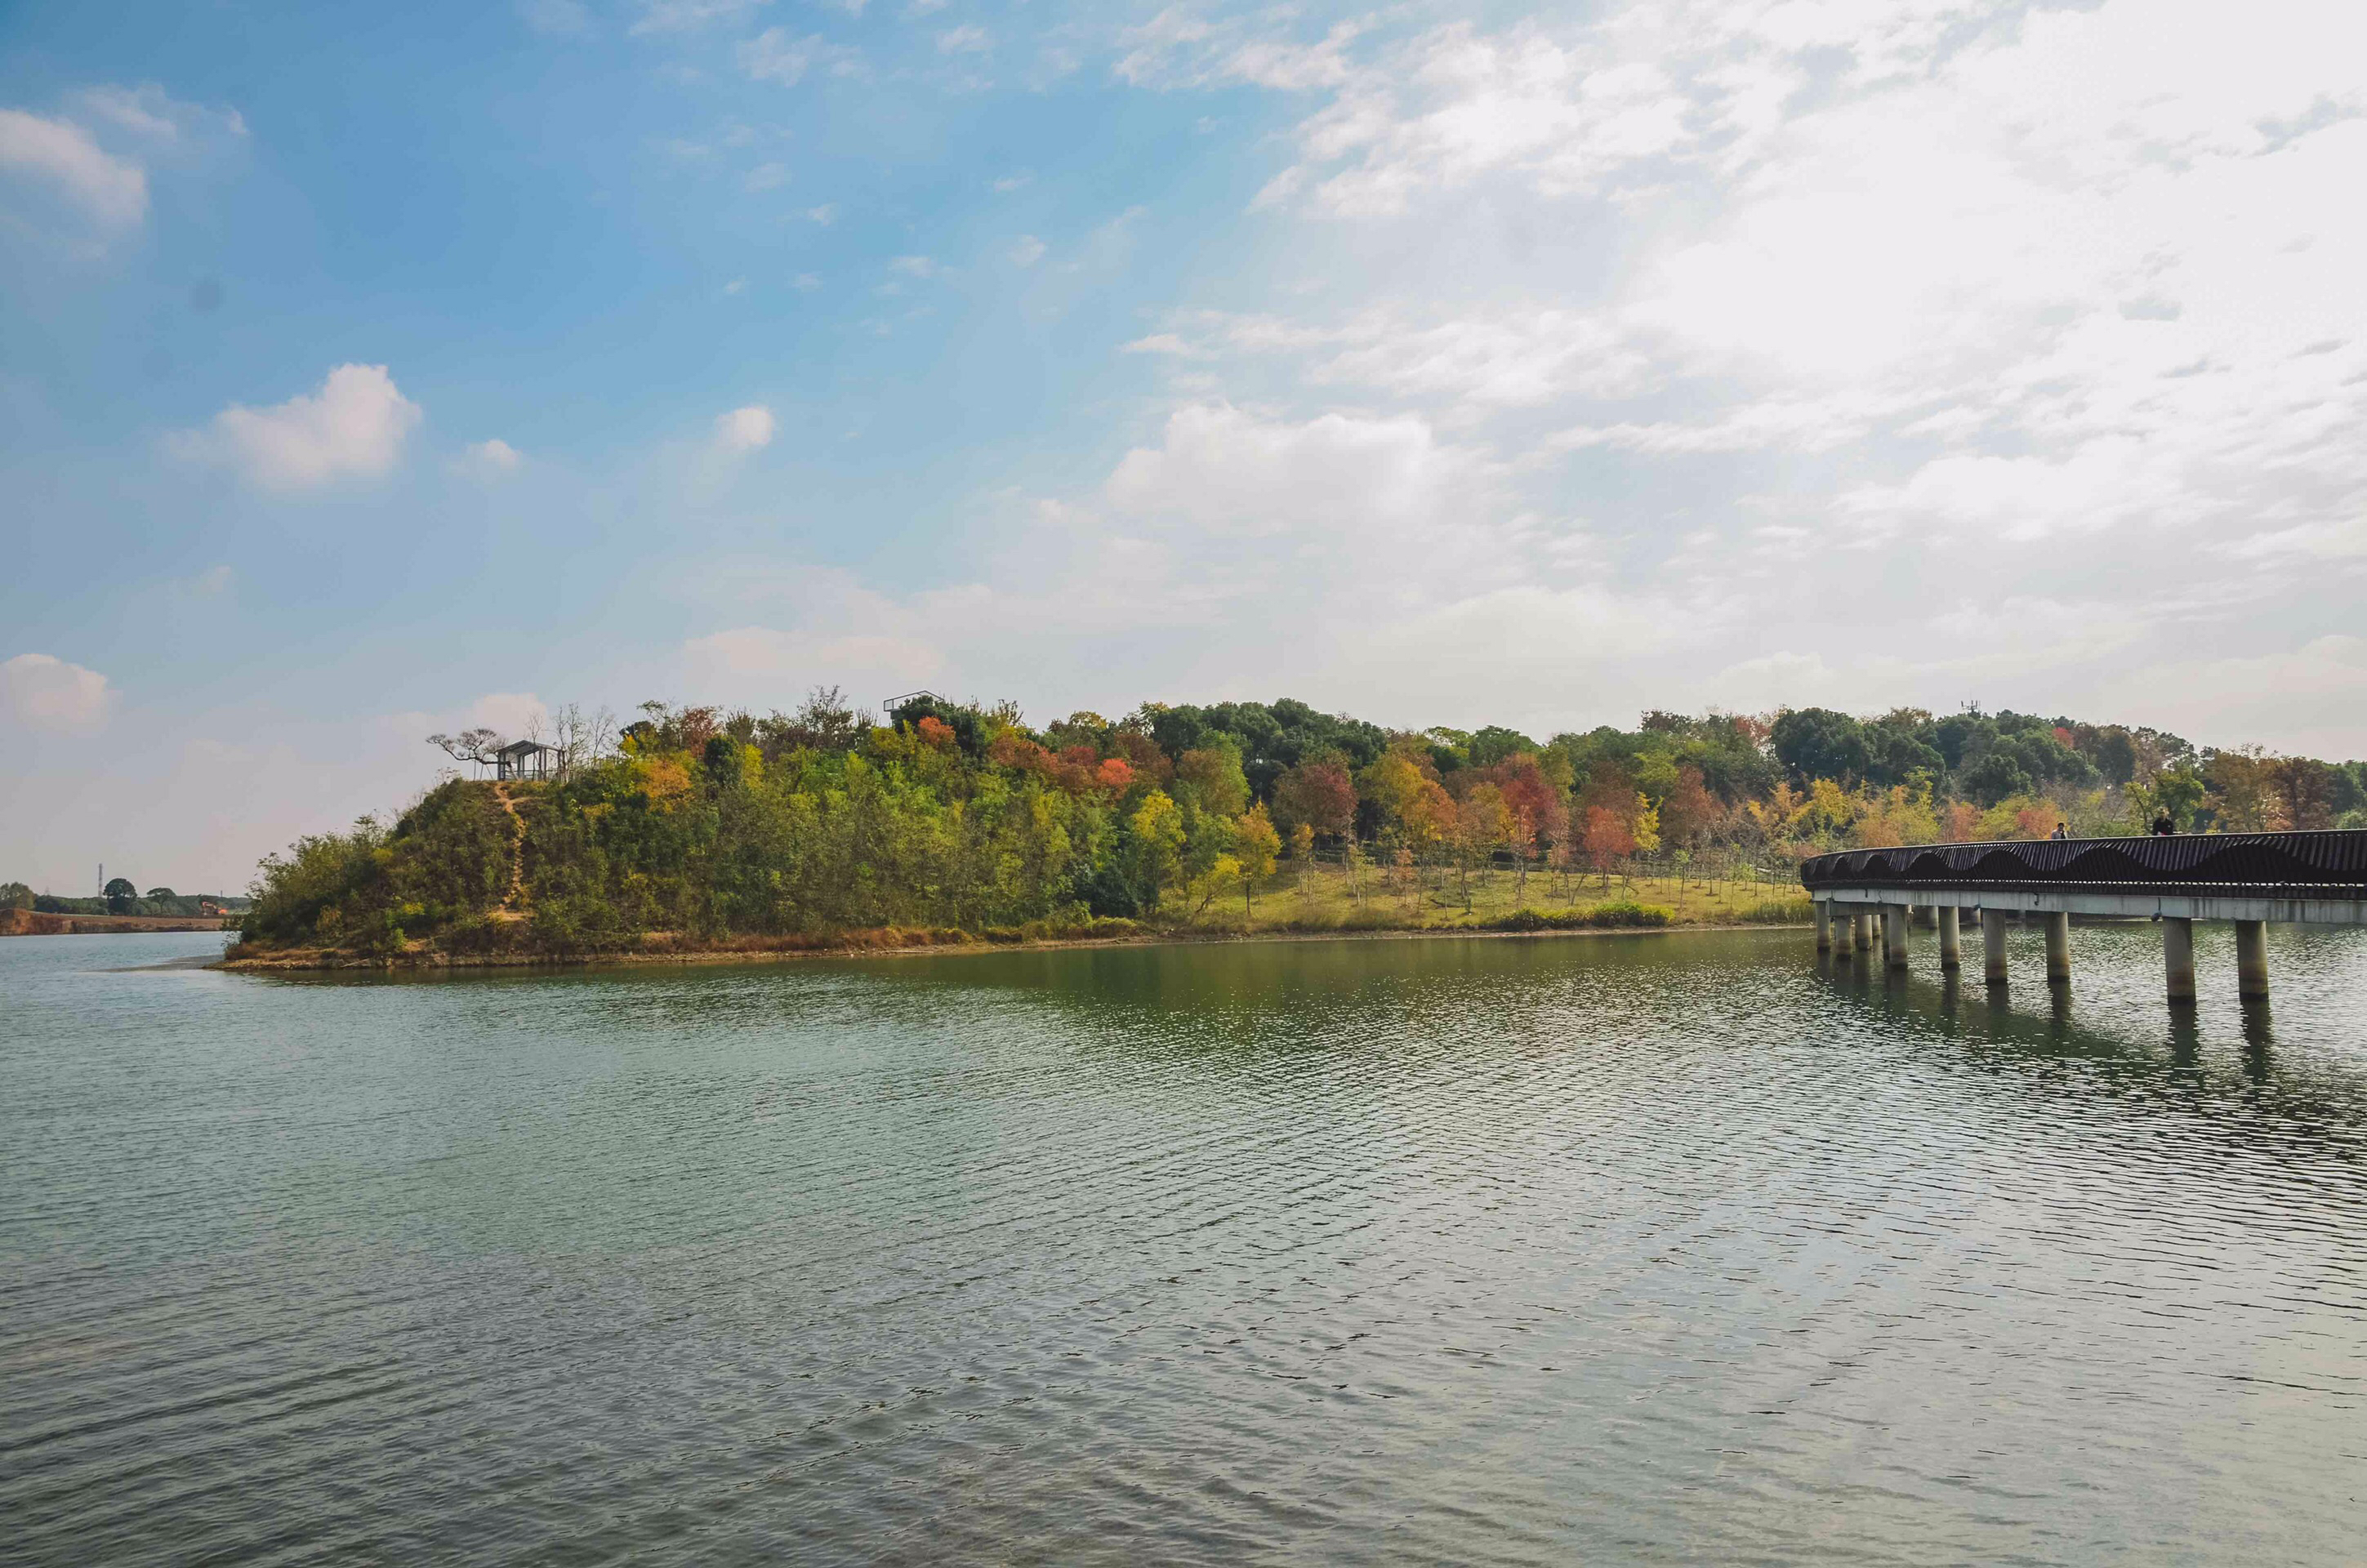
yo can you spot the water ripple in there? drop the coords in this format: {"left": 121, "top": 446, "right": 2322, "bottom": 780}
{"left": 4, "top": 925, "right": 2366, "bottom": 1564}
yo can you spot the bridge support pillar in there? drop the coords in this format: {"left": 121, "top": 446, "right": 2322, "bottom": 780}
{"left": 2162, "top": 916, "right": 2195, "bottom": 1002}
{"left": 1852, "top": 911, "right": 1872, "bottom": 951}
{"left": 2045, "top": 911, "right": 2072, "bottom": 986}
{"left": 1814, "top": 901, "right": 1831, "bottom": 954}
{"left": 1937, "top": 906, "right": 1961, "bottom": 969}
{"left": 1915, "top": 904, "right": 1937, "bottom": 929}
{"left": 1884, "top": 905, "right": 1910, "bottom": 969}
{"left": 2236, "top": 920, "right": 2270, "bottom": 998}
{"left": 1982, "top": 910, "right": 2009, "bottom": 985}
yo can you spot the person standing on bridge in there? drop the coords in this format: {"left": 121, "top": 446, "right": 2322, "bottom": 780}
{"left": 2051, "top": 822, "right": 2070, "bottom": 840}
{"left": 2151, "top": 809, "right": 2176, "bottom": 836}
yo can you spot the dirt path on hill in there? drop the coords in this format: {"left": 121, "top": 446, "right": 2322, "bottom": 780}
{"left": 491, "top": 782, "right": 529, "bottom": 919}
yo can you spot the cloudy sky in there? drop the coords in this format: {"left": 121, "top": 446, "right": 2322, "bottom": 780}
{"left": 3, "top": 0, "right": 2364, "bottom": 892}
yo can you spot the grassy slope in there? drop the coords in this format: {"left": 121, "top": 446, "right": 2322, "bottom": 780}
{"left": 1172, "top": 861, "right": 1808, "bottom": 937}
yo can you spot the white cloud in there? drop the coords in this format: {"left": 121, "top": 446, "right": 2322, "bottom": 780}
{"left": 2064, "top": 635, "right": 2367, "bottom": 761}
{"left": 631, "top": 0, "right": 769, "bottom": 35}
{"left": 188, "top": 564, "right": 235, "bottom": 595}
{"left": 1078, "top": 0, "right": 2367, "bottom": 753}
{"left": 70, "top": 84, "right": 245, "bottom": 146}
{"left": 692, "top": 624, "right": 943, "bottom": 688}
{"left": 0, "top": 107, "right": 146, "bottom": 226}
{"left": 0, "top": 86, "right": 244, "bottom": 235}
{"left": 714, "top": 404, "right": 776, "bottom": 453}
{"left": 738, "top": 28, "right": 858, "bottom": 84}
{"left": 2, "top": 653, "right": 114, "bottom": 735}
{"left": 460, "top": 438, "right": 524, "bottom": 477}
{"left": 1121, "top": 332, "right": 1205, "bottom": 358}
{"left": 744, "top": 161, "right": 789, "bottom": 191}
{"left": 1151, "top": 307, "right": 1656, "bottom": 410}
{"left": 937, "top": 24, "right": 989, "bottom": 55}
{"left": 791, "top": 271, "right": 822, "bottom": 290}
{"left": 1710, "top": 651, "right": 1836, "bottom": 712}
{"left": 888, "top": 254, "right": 938, "bottom": 278}
{"left": 517, "top": 0, "right": 591, "bottom": 37}
{"left": 1921, "top": 598, "right": 2155, "bottom": 675}
{"left": 466, "top": 692, "right": 550, "bottom": 738}
{"left": 1103, "top": 403, "right": 1487, "bottom": 547}
{"left": 1008, "top": 234, "right": 1045, "bottom": 267}
{"left": 672, "top": 400, "right": 1683, "bottom": 731}
{"left": 184, "top": 364, "right": 424, "bottom": 490}
{"left": 71, "top": 91, "right": 185, "bottom": 145}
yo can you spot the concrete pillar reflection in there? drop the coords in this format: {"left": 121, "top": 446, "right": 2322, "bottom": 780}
{"left": 1814, "top": 901, "right": 1832, "bottom": 953}
{"left": 2162, "top": 916, "right": 2195, "bottom": 1003}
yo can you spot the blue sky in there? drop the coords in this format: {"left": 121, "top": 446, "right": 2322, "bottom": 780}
{"left": 4, "top": 0, "right": 2365, "bottom": 892}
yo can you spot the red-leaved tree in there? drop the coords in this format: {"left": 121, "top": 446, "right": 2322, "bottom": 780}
{"left": 1273, "top": 759, "right": 1357, "bottom": 844}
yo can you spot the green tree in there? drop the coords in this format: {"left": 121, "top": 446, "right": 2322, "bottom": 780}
{"left": 2125, "top": 764, "right": 2200, "bottom": 831}
{"left": 1771, "top": 708, "right": 1870, "bottom": 786}
{"left": 1959, "top": 751, "right": 2030, "bottom": 807}
{"left": 2093, "top": 727, "right": 2140, "bottom": 785}
{"left": 1173, "top": 740, "right": 1250, "bottom": 818}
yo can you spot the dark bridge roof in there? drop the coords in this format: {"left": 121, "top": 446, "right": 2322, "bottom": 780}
{"left": 1800, "top": 830, "right": 2367, "bottom": 898}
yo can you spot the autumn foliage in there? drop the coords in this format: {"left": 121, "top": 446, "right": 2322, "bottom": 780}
{"left": 236, "top": 688, "right": 2366, "bottom": 956}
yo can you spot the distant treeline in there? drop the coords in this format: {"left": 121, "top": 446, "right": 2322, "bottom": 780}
{"left": 235, "top": 691, "right": 2367, "bottom": 956}
{"left": 0, "top": 882, "right": 250, "bottom": 917}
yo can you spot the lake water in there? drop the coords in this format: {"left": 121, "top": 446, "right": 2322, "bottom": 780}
{"left": 5, "top": 924, "right": 2365, "bottom": 1565}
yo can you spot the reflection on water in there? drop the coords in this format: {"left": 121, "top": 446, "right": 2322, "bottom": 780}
{"left": 3, "top": 924, "right": 2365, "bottom": 1566}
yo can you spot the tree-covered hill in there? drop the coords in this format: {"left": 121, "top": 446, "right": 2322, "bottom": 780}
{"left": 230, "top": 690, "right": 2367, "bottom": 960}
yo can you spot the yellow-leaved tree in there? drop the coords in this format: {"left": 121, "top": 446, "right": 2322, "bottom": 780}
{"left": 1128, "top": 791, "right": 1185, "bottom": 911}
{"left": 1233, "top": 803, "right": 1281, "bottom": 919}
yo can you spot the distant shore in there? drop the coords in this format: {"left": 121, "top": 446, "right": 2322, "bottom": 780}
{"left": 2, "top": 910, "right": 230, "bottom": 937}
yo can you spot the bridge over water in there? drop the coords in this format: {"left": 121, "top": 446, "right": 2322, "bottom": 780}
{"left": 1799, "top": 830, "right": 2367, "bottom": 1003}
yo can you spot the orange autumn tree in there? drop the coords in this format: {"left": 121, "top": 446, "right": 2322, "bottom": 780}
{"left": 1482, "top": 753, "right": 1568, "bottom": 893}
{"left": 1656, "top": 764, "right": 1719, "bottom": 852}
{"left": 1450, "top": 783, "right": 1512, "bottom": 910}
{"left": 1581, "top": 806, "right": 1635, "bottom": 887}
{"left": 1574, "top": 760, "right": 1657, "bottom": 884}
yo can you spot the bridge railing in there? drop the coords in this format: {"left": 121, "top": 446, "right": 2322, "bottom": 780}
{"left": 1799, "top": 829, "right": 2367, "bottom": 895}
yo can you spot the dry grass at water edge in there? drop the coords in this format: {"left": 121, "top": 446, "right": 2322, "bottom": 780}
{"left": 1176, "top": 860, "right": 1812, "bottom": 936}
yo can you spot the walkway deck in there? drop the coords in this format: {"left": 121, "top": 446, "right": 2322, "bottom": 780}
{"left": 1796, "top": 830, "right": 2367, "bottom": 1001}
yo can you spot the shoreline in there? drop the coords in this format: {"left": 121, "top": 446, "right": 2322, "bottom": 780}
{"left": 214, "top": 919, "right": 1811, "bottom": 973}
